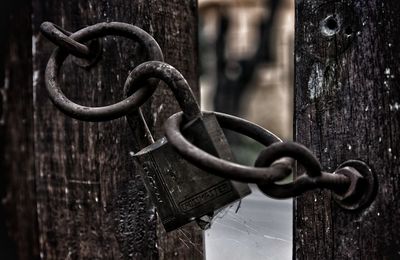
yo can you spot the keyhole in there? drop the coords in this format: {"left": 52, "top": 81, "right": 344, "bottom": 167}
{"left": 321, "top": 15, "right": 340, "bottom": 37}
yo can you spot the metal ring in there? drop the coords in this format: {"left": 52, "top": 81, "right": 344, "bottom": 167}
{"left": 164, "top": 111, "right": 292, "bottom": 183}
{"left": 254, "top": 143, "right": 334, "bottom": 199}
{"left": 40, "top": 22, "right": 92, "bottom": 58}
{"left": 45, "top": 22, "right": 164, "bottom": 121}
{"left": 254, "top": 142, "right": 321, "bottom": 199}
{"left": 255, "top": 142, "right": 322, "bottom": 177}
{"left": 124, "top": 61, "right": 201, "bottom": 121}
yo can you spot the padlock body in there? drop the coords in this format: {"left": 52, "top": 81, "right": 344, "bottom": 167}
{"left": 134, "top": 113, "right": 250, "bottom": 231}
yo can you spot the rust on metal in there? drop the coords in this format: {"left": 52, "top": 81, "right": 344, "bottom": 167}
{"left": 41, "top": 21, "right": 378, "bottom": 215}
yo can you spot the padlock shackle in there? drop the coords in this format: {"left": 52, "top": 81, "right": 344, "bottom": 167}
{"left": 164, "top": 111, "right": 292, "bottom": 184}
{"left": 124, "top": 61, "right": 202, "bottom": 122}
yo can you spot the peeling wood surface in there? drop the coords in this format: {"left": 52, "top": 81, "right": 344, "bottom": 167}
{"left": 295, "top": 1, "right": 400, "bottom": 259}
{"left": 22, "top": 0, "right": 200, "bottom": 259}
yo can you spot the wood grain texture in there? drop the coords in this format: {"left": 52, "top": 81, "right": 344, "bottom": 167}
{"left": 0, "top": 1, "right": 40, "bottom": 259}
{"left": 31, "top": 0, "right": 200, "bottom": 259}
{"left": 295, "top": 0, "right": 400, "bottom": 259}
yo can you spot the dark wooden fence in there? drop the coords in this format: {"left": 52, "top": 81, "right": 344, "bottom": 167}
{"left": 2, "top": 0, "right": 400, "bottom": 259}
{"left": 295, "top": 1, "right": 400, "bottom": 259}
{"left": 1, "top": 1, "right": 202, "bottom": 259}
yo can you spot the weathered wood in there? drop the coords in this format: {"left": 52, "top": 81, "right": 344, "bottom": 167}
{"left": 0, "top": 1, "right": 40, "bottom": 259}
{"left": 31, "top": 1, "right": 201, "bottom": 259}
{"left": 295, "top": 1, "right": 400, "bottom": 259}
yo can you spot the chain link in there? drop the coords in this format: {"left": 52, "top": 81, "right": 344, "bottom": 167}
{"left": 40, "top": 21, "right": 377, "bottom": 210}
{"left": 44, "top": 22, "right": 164, "bottom": 121}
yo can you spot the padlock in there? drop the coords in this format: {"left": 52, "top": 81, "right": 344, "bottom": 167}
{"left": 125, "top": 61, "right": 251, "bottom": 232}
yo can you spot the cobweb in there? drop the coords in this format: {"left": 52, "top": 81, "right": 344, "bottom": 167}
{"left": 204, "top": 184, "right": 292, "bottom": 260}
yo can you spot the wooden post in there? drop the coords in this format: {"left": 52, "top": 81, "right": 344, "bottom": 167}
{"left": 0, "top": 1, "right": 39, "bottom": 259}
{"left": 295, "top": 1, "right": 400, "bottom": 259}
{"left": 1, "top": 0, "right": 202, "bottom": 259}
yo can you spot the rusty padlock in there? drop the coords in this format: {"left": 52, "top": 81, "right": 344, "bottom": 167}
{"left": 125, "top": 61, "right": 251, "bottom": 232}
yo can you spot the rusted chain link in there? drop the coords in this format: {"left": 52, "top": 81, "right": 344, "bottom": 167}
{"left": 41, "top": 21, "right": 377, "bottom": 211}
{"left": 41, "top": 22, "right": 94, "bottom": 58}
{"left": 43, "top": 22, "right": 164, "bottom": 121}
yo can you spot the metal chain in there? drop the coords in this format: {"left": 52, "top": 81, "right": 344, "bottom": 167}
{"left": 163, "top": 112, "right": 377, "bottom": 210}
{"left": 40, "top": 21, "right": 377, "bottom": 211}
{"left": 43, "top": 21, "right": 164, "bottom": 121}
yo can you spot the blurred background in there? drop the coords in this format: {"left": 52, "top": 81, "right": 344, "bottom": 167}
{"left": 197, "top": 0, "right": 294, "bottom": 259}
